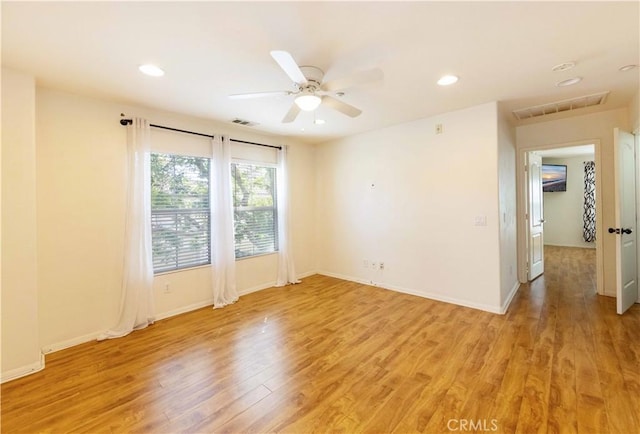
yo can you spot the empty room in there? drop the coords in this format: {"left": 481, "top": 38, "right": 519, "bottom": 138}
{"left": 2, "top": 2, "right": 639, "bottom": 433}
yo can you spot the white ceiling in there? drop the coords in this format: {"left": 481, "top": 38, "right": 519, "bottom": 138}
{"left": 2, "top": 1, "right": 639, "bottom": 145}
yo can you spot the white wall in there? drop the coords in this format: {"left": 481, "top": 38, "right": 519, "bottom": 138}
{"left": 1, "top": 69, "right": 43, "bottom": 381}
{"left": 497, "top": 106, "right": 519, "bottom": 306}
{"left": 316, "top": 102, "right": 508, "bottom": 313}
{"left": 35, "top": 87, "right": 316, "bottom": 352}
{"left": 516, "top": 108, "right": 629, "bottom": 296}
{"left": 630, "top": 90, "right": 639, "bottom": 133}
{"left": 542, "top": 155, "right": 596, "bottom": 249}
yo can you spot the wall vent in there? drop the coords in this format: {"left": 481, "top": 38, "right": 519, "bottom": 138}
{"left": 231, "top": 118, "right": 259, "bottom": 127}
{"left": 512, "top": 91, "right": 609, "bottom": 120}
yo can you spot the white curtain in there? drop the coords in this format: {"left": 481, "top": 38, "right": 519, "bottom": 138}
{"left": 98, "top": 118, "right": 155, "bottom": 340}
{"left": 276, "top": 145, "right": 301, "bottom": 286}
{"left": 211, "top": 136, "right": 238, "bottom": 308}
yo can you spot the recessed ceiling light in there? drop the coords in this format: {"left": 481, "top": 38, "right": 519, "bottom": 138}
{"left": 551, "top": 61, "right": 576, "bottom": 72}
{"left": 314, "top": 119, "right": 326, "bottom": 125}
{"left": 556, "top": 77, "right": 582, "bottom": 87}
{"left": 619, "top": 64, "right": 638, "bottom": 71}
{"left": 437, "top": 75, "right": 459, "bottom": 86}
{"left": 138, "top": 64, "right": 165, "bottom": 77}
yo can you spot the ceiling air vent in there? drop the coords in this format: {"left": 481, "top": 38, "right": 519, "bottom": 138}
{"left": 512, "top": 91, "right": 609, "bottom": 120}
{"left": 231, "top": 118, "right": 259, "bottom": 127}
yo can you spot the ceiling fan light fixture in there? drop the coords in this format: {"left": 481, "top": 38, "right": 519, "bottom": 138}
{"left": 295, "top": 94, "right": 322, "bottom": 111}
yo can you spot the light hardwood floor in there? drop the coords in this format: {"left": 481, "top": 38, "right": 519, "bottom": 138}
{"left": 2, "top": 246, "right": 639, "bottom": 433}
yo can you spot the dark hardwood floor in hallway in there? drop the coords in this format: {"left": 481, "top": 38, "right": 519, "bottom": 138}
{"left": 2, "top": 246, "right": 639, "bottom": 433}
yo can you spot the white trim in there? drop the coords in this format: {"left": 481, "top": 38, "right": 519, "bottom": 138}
{"left": 635, "top": 129, "right": 640, "bottom": 304}
{"left": 42, "top": 300, "right": 219, "bottom": 355}
{"left": 317, "top": 270, "right": 505, "bottom": 314}
{"left": 40, "top": 270, "right": 317, "bottom": 355}
{"left": 500, "top": 281, "right": 521, "bottom": 314}
{"left": 41, "top": 331, "right": 103, "bottom": 354}
{"left": 544, "top": 242, "right": 596, "bottom": 249}
{"left": 1, "top": 353, "right": 45, "bottom": 384}
{"left": 238, "top": 270, "right": 316, "bottom": 295}
{"left": 517, "top": 139, "right": 604, "bottom": 295}
{"left": 239, "top": 282, "right": 276, "bottom": 296}
{"left": 155, "top": 299, "right": 215, "bottom": 321}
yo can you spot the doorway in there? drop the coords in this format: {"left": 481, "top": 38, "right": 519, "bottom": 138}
{"left": 517, "top": 140, "right": 604, "bottom": 295}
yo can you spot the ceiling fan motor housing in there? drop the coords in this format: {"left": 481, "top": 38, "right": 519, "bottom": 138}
{"left": 299, "top": 66, "right": 324, "bottom": 89}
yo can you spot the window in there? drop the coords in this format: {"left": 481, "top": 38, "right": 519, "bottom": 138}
{"left": 231, "top": 162, "right": 278, "bottom": 258}
{"left": 150, "top": 153, "right": 210, "bottom": 273}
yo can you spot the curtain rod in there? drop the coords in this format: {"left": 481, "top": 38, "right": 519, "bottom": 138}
{"left": 119, "top": 118, "right": 282, "bottom": 150}
{"left": 230, "top": 138, "right": 281, "bottom": 150}
{"left": 119, "top": 118, "right": 215, "bottom": 139}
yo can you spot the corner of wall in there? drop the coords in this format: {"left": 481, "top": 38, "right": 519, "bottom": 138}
{"left": 1, "top": 68, "right": 42, "bottom": 382}
{"left": 630, "top": 90, "right": 640, "bottom": 133}
{"left": 496, "top": 103, "right": 519, "bottom": 306}
{"left": 0, "top": 352, "right": 45, "bottom": 384}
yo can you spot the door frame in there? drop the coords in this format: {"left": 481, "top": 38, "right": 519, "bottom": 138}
{"left": 635, "top": 127, "right": 640, "bottom": 303}
{"left": 516, "top": 139, "right": 604, "bottom": 295}
{"left": 527, "top": 152, "right": 544, "bottom": 280}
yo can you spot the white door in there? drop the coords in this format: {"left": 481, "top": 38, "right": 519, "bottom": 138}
{"left": 614, "top": 129, "right": 638, "bottom": 314}
{"left": 528, "top": 153, "right": 544, "bottom": 280}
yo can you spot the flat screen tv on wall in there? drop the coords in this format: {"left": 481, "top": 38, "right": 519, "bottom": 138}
{"left": 542, "top": 164, "right": 567, "bottom": 192}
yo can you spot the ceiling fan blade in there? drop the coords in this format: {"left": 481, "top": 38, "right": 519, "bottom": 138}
{"left": 322, "top": 95, "right": 362, "bottom": 118}
{"left": 282, "top": 103, "right": 301, "bottom": 123}
{"left": 229, "top": 90, "right": 291, "bottom": 100}
{"left": 322, "top": 68, "right": 384, "bottom": 92}
{"left": 271, "top": 50, "right": 308, "bottom": 85}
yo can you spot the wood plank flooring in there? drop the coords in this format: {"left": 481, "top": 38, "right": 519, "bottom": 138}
{"left": 2, "top": 246, "right": 639, "bottom": 433}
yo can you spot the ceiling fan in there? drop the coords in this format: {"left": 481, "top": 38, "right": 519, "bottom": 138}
{"left": 229, "top": 50, "right": 383, "bottom": 123}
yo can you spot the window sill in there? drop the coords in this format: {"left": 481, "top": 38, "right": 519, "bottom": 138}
{"left": 154, "top": 264, "right": 211, "bottom": 276}
{"left": 235, "top": 251, "right": 279, "bottom": 262}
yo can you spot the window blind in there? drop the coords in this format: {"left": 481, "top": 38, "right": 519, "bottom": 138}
{"left": 231, "top": 163, "right": 278, "bottom": 258}
{"left": 150, "top": 153, "right": 211, "bottom": 273}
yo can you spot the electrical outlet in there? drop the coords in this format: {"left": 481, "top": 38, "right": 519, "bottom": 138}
{"left": 435, "top": 123, "right": 443, "bottom": 134}
{"left": 379, "top": 262, "right": 385, "bottom": 270}
{"left": 363, "top": 259, "right": 370, "bottom": 268}
{"left": 164, "top": 283, "right": 171, "bottom": 294}
{"left": 371, "top": 262, "right": 377, "bottom": 270}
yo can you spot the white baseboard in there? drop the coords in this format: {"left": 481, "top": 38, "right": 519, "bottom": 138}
{"left": 155, "top": 299, "right": 215, "bottom": 321}
{"left": 41, "top": 331, "right": 103, "bottom": 354}
{"left": 544, "top": 242, "right": 596, "bottom": 249}
{"left": 239, "top": 282, "right": 276, "bottom": 296}
{"left": 1, "top": 352, "right": 45, "bottom": 384}
{"left": 500, "top": 281, "right": 521, "bottom": 314}
{"left": 239, "top": 270, "right": 316, "bottom": 296}
{"left": 42, "top": 270, "right": 317, "bottom": 356}
{"left": 317, "top": 270, "right": 505, "bottom": 314}
{"left": 297, "top": 270, "right": 317, "bottom": 279}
